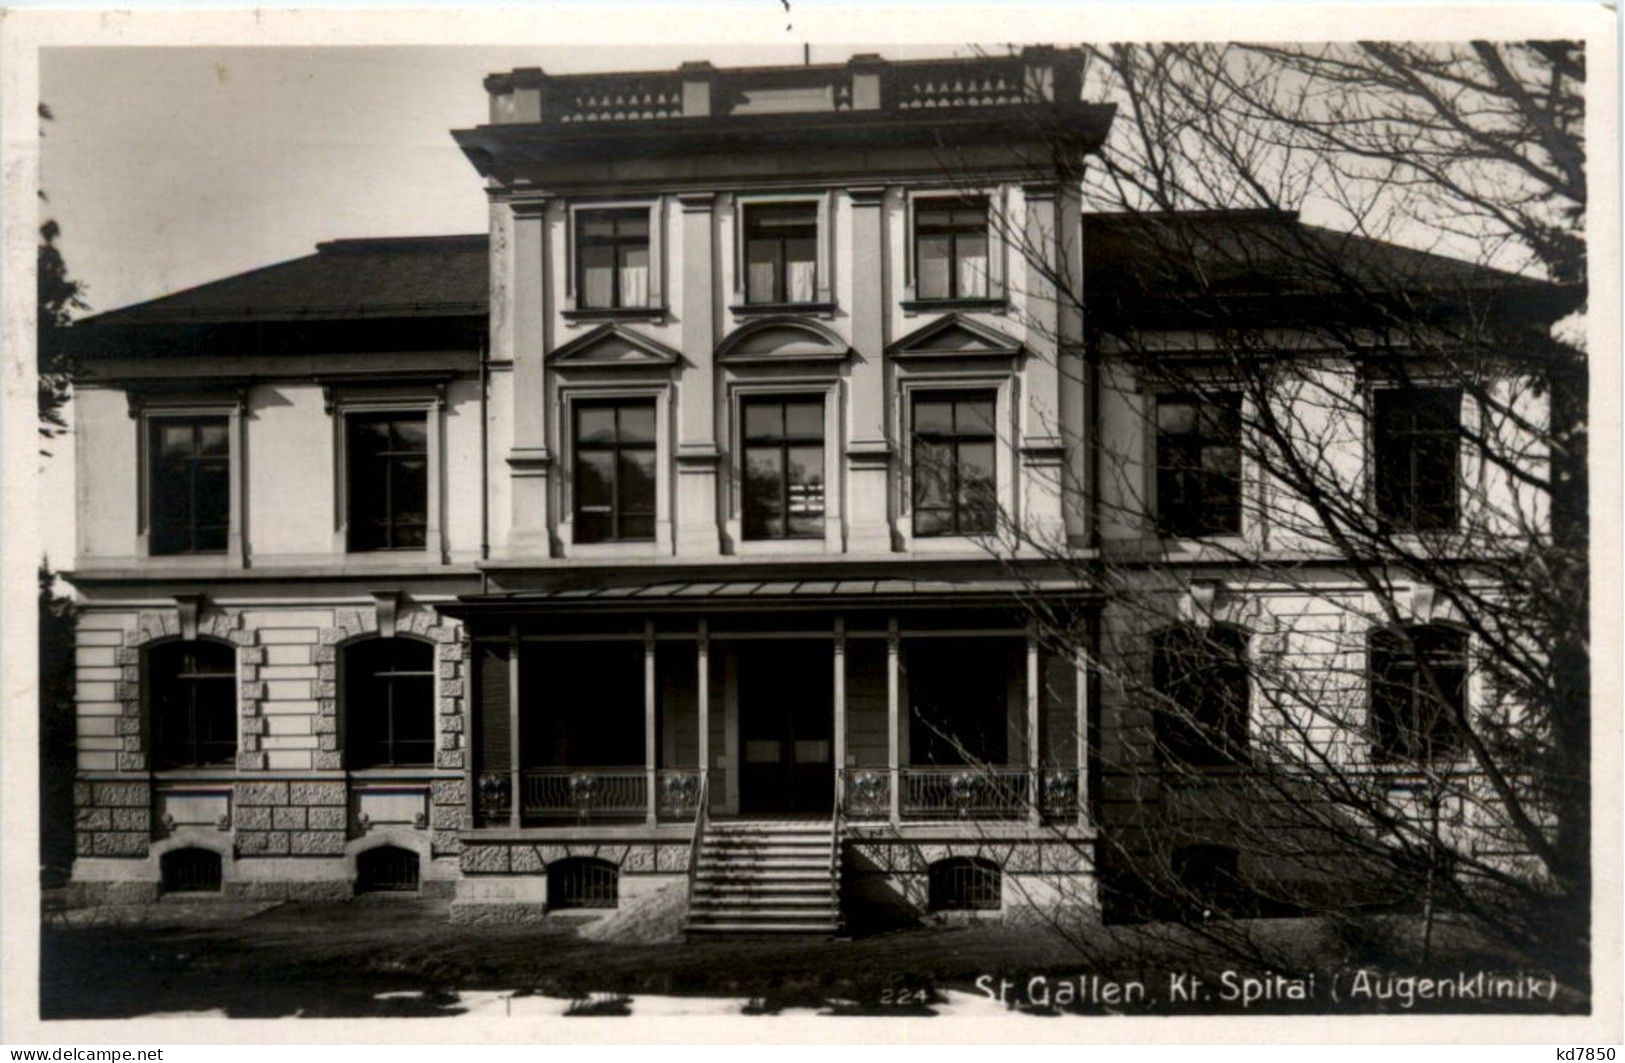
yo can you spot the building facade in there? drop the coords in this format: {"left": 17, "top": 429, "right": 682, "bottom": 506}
{"left": 63, "top": 49, "right": 1569, "bottom": 931}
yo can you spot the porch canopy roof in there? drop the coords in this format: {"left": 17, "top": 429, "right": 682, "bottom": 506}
{"left": 440, "top": 574, "right": 1094, "bottom": 620}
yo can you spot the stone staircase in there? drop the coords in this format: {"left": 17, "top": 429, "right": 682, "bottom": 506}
{"left": 685, "top": 818, "right": 841, "bottom": 937}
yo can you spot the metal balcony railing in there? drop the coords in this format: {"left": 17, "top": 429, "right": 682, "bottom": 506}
{"left": 473, "top": 768, "right": 713, "bottom": 825}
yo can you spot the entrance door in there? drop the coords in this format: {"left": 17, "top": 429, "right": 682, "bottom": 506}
{"left": 738, "top": 641, "right": 833, "bottom": 814}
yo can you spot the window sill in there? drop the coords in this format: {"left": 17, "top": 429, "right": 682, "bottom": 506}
{"left": 728, "top": 301, "right": 836, "bottom": 319}
{"left": 349, "top": 768, "right": 444, "bottom": 781}
{"left": 562, "top": 306, "right": 668, "bottom": 324}
{"left": 900, "top": 297, "right": 1007, "bottom": 314}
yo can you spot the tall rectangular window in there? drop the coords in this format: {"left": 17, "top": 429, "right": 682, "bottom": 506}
{"left": 577, "top": 208, "right": 651, "bottom": 310}
{"left": 741, "top": 396, "right": 824, "bottom": 540}
{"left": 1369, "top": 624, "right": 1467, "bottom": 763}
{"left": 1374, "top": 388, "right": 1461, "bottom": 531}
{"left": 744, "top": 203, "right": 818, "bottom": 305}
{"left": 574, "top": 399, "right": 657, "bottom": 543}
{"left": 915, "top": 198, "right": 989, "bottom": 301}
{"left": 347, "top": 412, "right": 428, "bottom": 552}
{"left": 911, "top": 391, "right": 997, "bottom": 537}
{"left": 150, "top": 417, "right": 229, "bottom": 555}
{"left": 1155, "top": 392, "right": 1242, "bottom": 537}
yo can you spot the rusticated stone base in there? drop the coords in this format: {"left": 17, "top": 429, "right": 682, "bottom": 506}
{"left": 63, "top": 880, "right": 161, "bottom": 907}
{"left": 448, "top": 902, "right": 549, "bottom": 926}
{"left": 223, "top": 880, "right": 354, "bottom": 903}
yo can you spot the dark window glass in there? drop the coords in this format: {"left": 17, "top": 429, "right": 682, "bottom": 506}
{"left": 905, "top": 637, "right": 1014, "bottom": 766}
{"left": 160, "top": 848, "right": 222, "bottom": 893}
{"left": 1172, "top": 844, "right": 1241, "bottom": 914}
{"left": 573, "top": 399, "right": 657, "bottom": 543}
{"left": 1374, "top": 388, "right": 1461, "bottom": 531}
{"left": 149, "top": 417, "right": 229, "bottom": 555}
{"left": 744, "top": 202, "right": 819, "bottom": 304}
{"left": 1151, "top": 624, "right": 1250, "bottom": 767}
{"left": 1369, "top": 624, "right": 1468, "bottom": 763}
{"left": 911, "top": 391, "right": 997, "bottom": 536}
{"left": 548, "top": 857, "right": 619, "bottom": 909}
{"left": 577, "top": 209, "right": 651, "bottom": 309}
{"left": 344, "top": 638, "right": 436, "bottom": 768}
{"left": 150, "top": 641, "right": 236, "bottom": 770}
{"left": 928, "top": 857, "right": 1002, "bottom": 910}
{"left": 742, "top": 396, "right": 825, "bottom": 540}
{"left": 521, "top": 642, "right": 646, "bottom": 768}
{"left": 1156, "top": 392, "right": 1241, "bottom": 536}
{"left": 915, "top": 198, "right": 989, "bottom": 300}
{"left": 356, "top": 846, "right": 421, "bottom": 892}
{"left": 347, "top": 412, "right": 428, "bottom": 552}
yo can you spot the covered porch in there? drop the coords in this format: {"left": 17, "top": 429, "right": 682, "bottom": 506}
{"left": 448, "top": 576, "right": 1095, "bottom": 830}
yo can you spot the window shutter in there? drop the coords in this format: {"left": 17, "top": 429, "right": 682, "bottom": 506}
{"left": 475, "top": 641, "right": 511, "bottom": 776}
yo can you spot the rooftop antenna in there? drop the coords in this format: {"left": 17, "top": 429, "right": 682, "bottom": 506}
{"left": 803, "top": 43, "right": 810, "bottom": 66}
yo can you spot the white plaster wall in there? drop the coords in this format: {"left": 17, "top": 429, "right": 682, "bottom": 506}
{"left": 247, "top": 384, "right": 337, "bottom": 557}
{"left": 74, "top": 389, "right": 139, "bottom": 561}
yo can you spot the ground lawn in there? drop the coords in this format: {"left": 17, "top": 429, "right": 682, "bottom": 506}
{"left": 38, "top": 897, "right": 1583, "bottom": 1019}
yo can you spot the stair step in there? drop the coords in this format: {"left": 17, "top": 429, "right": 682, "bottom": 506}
{"left": 702, "top": 838, "right": 829, "bottom": 848}
{"left": 687, "top": 922, "right": 839, "bottom": 935}
{"left": 685, "top": 818, "right": 841, "bottom": 936}
{"left": 692, "top": 895, "right": 837, "bottom": 909}
{"left": 692, "top": 884, "right": 832, "bottom": 897}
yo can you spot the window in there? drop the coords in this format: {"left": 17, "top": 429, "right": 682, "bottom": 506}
{"left": 356, "top": 846, "right": 421, "bottom": 893}
{"left": 906, "top": 638, "right": 1014, "bottom": 766}
{"left": 928, "top": 857, "right": 1002, "bottom": 911}
{"left": 548, "top": 857, "right": 619, "bottom": 909}
{"left": 577, "top": 208, "right": 651, "bottom": 310}
{"left": 150, "top": 417, "right": 229, "bottom": 555}
{"left": 344, "top": 638, "right": 435, "bottom": 768}
{"left": 911, "top": 391, "right": 997, "bottom": 537}
{"left": 149, "top": 641, "right": 237, "bottom": 770}
{"left": 1171, "top": 844, "right": 1240, "bottom": 915}
{"left": 741, "top": 397, "right": 824, "bottom": 540}
{"left": 521, "top": 642, "right": 646, "bottom": 768}
{"left": 347, "top": 412, "right": 428, "bottom": 552}
{"left": 1373, "top": 388, "right": 1461, "bottom": 531}
{"left": 1369, "top": 624, "right": 1467, "bottom": 763}
{"left": 160, "top": 848, "right": 222, "bottom": 893}
{"left": 573, "top": 399, "right": 657, "bottom": 543}
{"left": 1151, "top": 624, "right": 1249, "bottom": 767}
{"left": 915, "top": 198, "right": 989, "bottom": 301}
{"left": 743, "top": 203, "right": 818, "bottom": 305}
{"left": 1156, "top": 392, "right": 1241, "bottom": 536}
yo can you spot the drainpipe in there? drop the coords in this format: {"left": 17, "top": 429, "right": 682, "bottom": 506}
{"left": 478, "top": 328, "right": 491, "bottom": 595}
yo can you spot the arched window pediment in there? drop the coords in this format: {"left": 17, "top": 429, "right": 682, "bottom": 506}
{"left": 715, "top": 316, "right": 851, "bottom": 366}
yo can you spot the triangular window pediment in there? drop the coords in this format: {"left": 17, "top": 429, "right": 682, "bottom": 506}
{"left": 886, "top": 313, "right": 1023, "bottom": 360}
{"left": 548, "top": 323, "right": 680, "bottom": 368}
{"left": 716, "top": 316, "right": 851, "bottom": 366}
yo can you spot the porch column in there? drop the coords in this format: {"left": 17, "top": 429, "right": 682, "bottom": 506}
{"left": 1075, "top": 644, "right": 1090, "bottom": 831}
{"left": 1027, "top": 625, "right": 1041, "bottom": 827}
{"left": 833, "top": 618, "right": 846, "bottom": 814}
{"left": 507, "top": 624, "right": 522, "bottom": 830}
{"left": 645, "top": 620, "right": 657, "bottom": 826}
{"left": 886, "top": 616, "right": 900, "bottom": 825}
{"left": 697, "top": 619, "right": 710, "bottom": 789}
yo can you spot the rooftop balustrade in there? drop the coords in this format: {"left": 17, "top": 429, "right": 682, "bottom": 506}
{"left": 484, "top": 48, "right": 1083, "bottom": 126}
